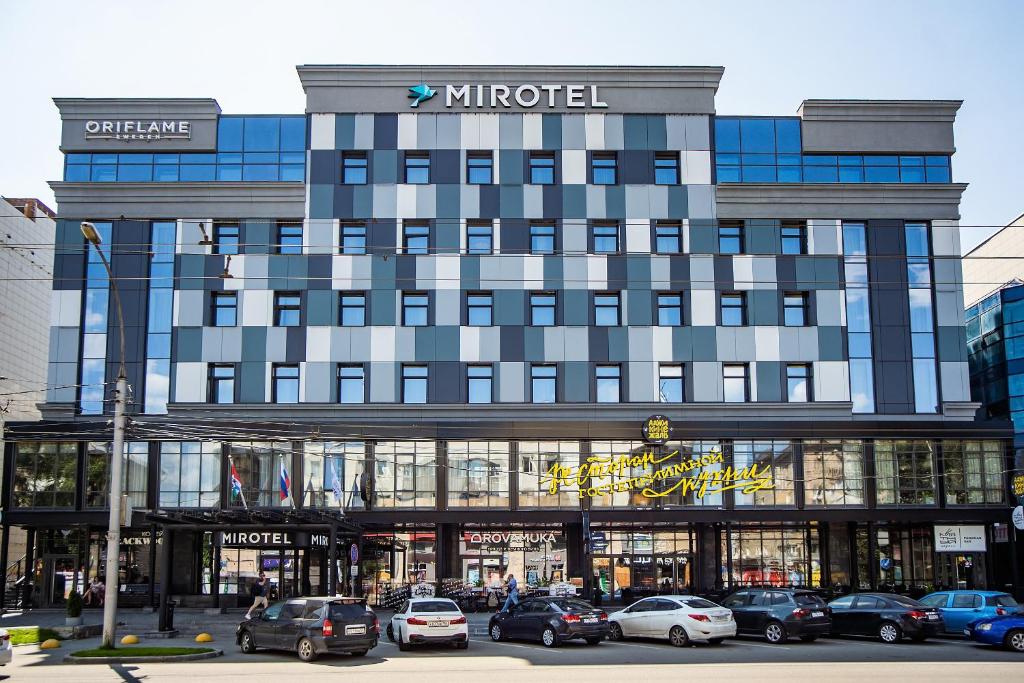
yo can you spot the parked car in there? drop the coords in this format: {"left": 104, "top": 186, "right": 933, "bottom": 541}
{"left": 721, "top": 588, "right": 831, "bottom": 643}
{"left": 964, "top": 607, "right": 1024, "bottom": 652}
{"left": 236, "top": 596, "right": 379, "bottom": 662}
{"left": 488, "top": 596, "right": 609, "bottom": 647}
{"left": 919, "top": 590, "right": 1019, "bottom": 634}
{"left": 387, "top": 597, "right": 469, "bottom": 650}
{"left": 827, "top": 592, "right": 943, "bottom": 643}
{"left": 608, "top": 595, "right": 735, "bottom": 647}
{"left": 0, "top": 629, "right": 10, "bottom": 666}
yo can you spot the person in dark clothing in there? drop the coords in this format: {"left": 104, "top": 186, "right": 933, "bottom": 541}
{"left": 245, "top": 572, "right": 269, "bottom": 619}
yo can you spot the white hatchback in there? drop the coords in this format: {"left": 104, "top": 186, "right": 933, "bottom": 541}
{"left": 608, "top": 595, "right": 736, "bottom": 646}
{"left": 388, "top": 597, "right": 469, "bottom": 650}
{"left": 0, "top": 628, "right": 11, "bottom": 665}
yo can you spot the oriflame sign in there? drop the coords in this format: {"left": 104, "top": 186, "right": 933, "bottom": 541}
{"left": 85, "top": 120, "right": 192, "bottom": 141}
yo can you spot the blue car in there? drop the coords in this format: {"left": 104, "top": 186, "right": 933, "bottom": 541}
{"left": 964, "top": 609, "right": 1024, "bottom": 652}
{"left": 919, "top": 591, "right": 1019, "bottom": 634}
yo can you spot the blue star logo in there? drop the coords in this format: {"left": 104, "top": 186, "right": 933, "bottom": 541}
{"left": 408, "top": 83, "right": 437, "bottom": 108}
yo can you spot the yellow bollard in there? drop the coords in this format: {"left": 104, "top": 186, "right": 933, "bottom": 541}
{"left": 39, "top": 638, "right": 61, "bottom": 649}
{"left": 195, "top": 632, "right": 214, "bottom": 643}
{"left": 121, "top": 634, "right": 140, "bottom": 645}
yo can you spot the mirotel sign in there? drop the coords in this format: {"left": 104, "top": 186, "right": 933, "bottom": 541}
{"left": 408, "top": 83, "right": 608, "bottom": 109}
{"left": 84, "top": 119, "right": 192, "bottom": 141}
{"left": 217, "top": 531, "right": 330, "bottom": 548}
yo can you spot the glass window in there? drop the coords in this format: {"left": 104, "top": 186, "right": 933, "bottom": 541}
{"left": 596, "top": 365, "right": 621, "bottom": 403}
{"left": 531, "top": 364, "right": 557, "bottom": 403}
{"left": 723, "top": 364, "right": 748, "bottom": 402}
{"left": 374, "top": 441, "right": 436, "bottom": 508}
{"left": 302, "top": 441, "right": 366, "bottom": 510}
{"left": 212, "top": 292, "right": 237, "bottom": 327}
{"left": 227, "top": 442, "right": 291, "bottom": 507}
{"left": 518, "top": 441, "right": 580, "bottom": 507}
{"left": 529, "top": 152, "right": 555, "bottom": 184}
{"left": 85, "top": 441, "right": 148, "bottom": 508}
{"left": 803, "top": 440, "right": 865, "bottom": 506}
{"left": 405, "top": 153, "right": 430, "bottom": 184}
{"left": 276, "top": 223, "right": 303, "bottom": 254}
{"left": 784, "top": 293, "right": 808, "bottom": 327}
{"left": 467, "top": 292, "right": 493, "bottom": 326}
{"left": 658, "top": 293, "right": 682, "bottom": 326}
{"left": 12, "top": 442, "right": 78, "bottom": 508}
{"left": 272, "top": 364, "right": 300, "bottom": 403}
{"left": 781, "top": 223, "right": 806, "bottom": 254}
{"left": 594, "top": 292, "right": 620, "bottom": 326}
{"left": 655, "top": 222, "right": 682, "bottom": 254}
{"left": 467, "top": 365, "right": 493, "bottom": 404}
{"left": 342, "top": 152, "right": 368, "bottom": 184}
{"left": 274, "top": 292, "right": 301, "bottom": 326}
{"left": 466, "top": 222, "right": 493, "bottom": 254}
{"left": 786, "top": 364, "right": 811, "bottom": 402}
{"left": 659, "top": 364, "right": 684, "bottom": 402}
{"left": 402, "top": 365, "right": 428, "bottom": 403}
{"left": 340, "top": 222, "right": 367, "bottom": 254}
{"left": 654, "top": 153, "right": 679, "bottom": 184}
{"left": 843, "top": 222, "right": 874, "bottom": 413}
{"left": 403, "top": 222, "right": 429, "bottom": 254}
{"left": 403, "top": 292, "right": 428, "bottom": 326}
{"left": 721, "top": 292, "right": 745, "bottom": 326}
{"left": 530, "top": 222, "right": 556, "bottom": 254}
{"left": 531, "top": 292, "right": 556, "bottom": 326}
{"left": 592, "top": 153, "right": 617, "bottom": 184}
{"left": 942, "top": 440, "right": 1004, "bottom": 505}
{"left": 213, "top": 224, "right": 240, "bottom": 255}
{"left": 592, "top": 223, "right": 619, "bottom": 254}
{"left": 447, "top": 441, "right": 510, "bottom": 507}
{"left": 723, "top": 526, "right": 815, "bottom": 588}
{"left": 719, "top": 223, "right": 743, "bottom": 254}
{"left": 337, "top": 365, "right": 364, "bottom": 404}
{"left": 340, "top": 292, "right": 366, "bottom": 326}
{"left": 466, "top": 152, "right": 493, "bottom": 184}
{"left": 875, "top": 440, "right": 936, "bottom": 505}
{"left": 208, "top": 364, "right": 236, "bottom": 403}
{"left": 159, "top": 441, "right": 221, "bottom": 508}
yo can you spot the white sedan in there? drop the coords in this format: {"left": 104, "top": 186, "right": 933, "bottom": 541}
{"left": 387, "top": 597, "right": 469, "bottom": 650}
{"left": 608, "top": 595, "right": 736, "bottom": 646}
{"left": 0, "top": 628, "right": 11, "bottom": 665}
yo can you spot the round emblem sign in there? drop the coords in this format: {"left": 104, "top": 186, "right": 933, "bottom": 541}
{"left": 1012, "top": 506, "right": 1024, "bottom": 532}
{"left": 642, "top": 415, "right": 671, "bottom": 444}
{"left": 880, "top": 557, "right": 892, "bottom": 571}
{"left": 349, "top": 543, "right": 359, "bottom": 564}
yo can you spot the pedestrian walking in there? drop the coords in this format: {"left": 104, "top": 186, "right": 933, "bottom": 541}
{"left": 245, "top": 572, "right": 270, "bottom": 619}
{"left": 500, "top": 573, "right": 519, "bottom": 612}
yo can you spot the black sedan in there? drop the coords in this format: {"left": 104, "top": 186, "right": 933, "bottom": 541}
{"left": 237, "top": 596, "right": 378, "bottom": 661}
{"left": 827, "top": 593, "right": 944, "bottom": 643}
{"left": 488, "top": 596, "right": 609, "bottom": 647}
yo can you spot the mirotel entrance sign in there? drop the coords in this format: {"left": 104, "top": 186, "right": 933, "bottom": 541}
{"left": 84, "top": 120, "right": 192, "bottom": 141}
{"left": 408, "top": 83, "right": 608, "bottom": 109}
{"left": 217, "top": 531, "right": 330, "bottom": 548}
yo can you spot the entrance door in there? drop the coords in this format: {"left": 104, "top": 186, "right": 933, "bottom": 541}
{"left": 43, "top": 555, "right": 77, "bottom": 607}
{"left": 935, "top": 553, "right": 987, "bottom": 590}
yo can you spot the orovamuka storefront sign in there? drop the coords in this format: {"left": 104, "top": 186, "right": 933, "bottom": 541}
{"left": 933, "top": 525, "right": 987, "bottom": 552}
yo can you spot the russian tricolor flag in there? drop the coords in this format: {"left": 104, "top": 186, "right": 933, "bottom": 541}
{"left": 279, "top": 460, "right": 291, "bottom": 502}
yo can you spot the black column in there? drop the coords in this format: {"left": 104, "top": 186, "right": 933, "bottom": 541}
{"left": 819, "top": 523, "right": 831, "bottom": 589}
{"left": 867, "top": 522, "right": 878, "bottom": 589}
{"left": 212, "top": 542, "right": 221, "bottom": 608}
{"left": 148, "top": 524, "right": 158, "bottom": 608}
{"left": 0, "top": 524, "right": 9, "bottom": 607}
{"left": 158, "top": 529, "right": 174, "bottom": 631}
{"left": 22, "top": 527, "right": 35, "bottom": 607}
{"left": 328, "top": 524, "right": 337, "bottom": 596}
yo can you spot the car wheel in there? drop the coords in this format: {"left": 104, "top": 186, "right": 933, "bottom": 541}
{"left": 397, "top": 629, "right": 411, "bottom": 652}
{"left": 764, "top": 621, "right": 786, "bottom": 644}
{"left": 239, "top": 630, "right": 256, "bottom": 654}
{"left": 608, "top": 623, "right": 624, "bottom": 641}
{"left": 585, "top": 637, "right": 602, "bottom": 646}
{"left": 489, "top": 623, "right": 504, "bottom": 642}
{"left": 708, "top": 638, "right": 724, "bottom": 645}
{"left": 541, "top": 627, "right": 559, "bottom": 648}
{"left": 456, "top": 641, "right": 469, "bottom": 650}
{"left": 878, "top": 622, "right": 902, "bottom": 644}
{"left": 386, "top": 623, "right": 395, "bottom": 642}
{"left": 1005, "top": 629, "right": 1024, "bottom": 652}
{"left": 800, "top": 635, "right": 818, "bottom": 642}
{"left": 297, "top": 637, "right": 317, "bottom": 662}
{"left": 669, "top": 625, "right": 690, "bottom": 647}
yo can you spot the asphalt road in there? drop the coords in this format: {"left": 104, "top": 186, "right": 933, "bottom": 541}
{"left": 4, "top": 633, "right": 1022, "bottom": 682}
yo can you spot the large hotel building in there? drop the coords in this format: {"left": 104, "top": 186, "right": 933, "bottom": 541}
{"left": 2, "top": 65, "right": 1017, "bottom": 610}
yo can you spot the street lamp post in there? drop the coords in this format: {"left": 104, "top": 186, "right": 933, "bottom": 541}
{"left": 81, "top": 222, "right": 128, "bottom": 649}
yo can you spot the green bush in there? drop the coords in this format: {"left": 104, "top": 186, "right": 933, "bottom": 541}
{"left": 8, "top": 627, "right": 62, "bottom": 646}
{"left": 70, "top": 646, "right": 214, "bottom": 658}
{"left": 67, "top": 590, "right": 83, "bottom": 618}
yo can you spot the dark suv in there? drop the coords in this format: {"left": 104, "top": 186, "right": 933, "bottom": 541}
{"left": 722, "top": 588, "right": 831, "bottom": 643}
{"left": 237, "top": 596, "right": 379, "bottom": 662}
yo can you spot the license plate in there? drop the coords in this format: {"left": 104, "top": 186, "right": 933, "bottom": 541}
{"left": 928, "top": 614, "right": 939, "bottom": 620}
{"left": 963, "top": 629, "right": 971, "bottom": 636}
{"left": 345, "top": 625, "right": 366, "bottom": 635}
{"left": 430, "top": 621, "right": 449, "bottom": 628}
{"left": 811, "top": 611, "right": 824, "bottom": 618}
{"left": 583, "top": 618, "right": 598, "bottom": 624}
{"left": 712, "top": 615, "right": 729, "bottom": 622}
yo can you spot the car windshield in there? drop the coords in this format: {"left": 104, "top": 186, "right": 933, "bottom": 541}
{"left": 549, "top": 599, "right": 595, "bottom": 613}
{"left": 410, "top": 601, "right": 459, "bottom": 613}
{"left": 794, "top": 593, "right": 825, "bottom": 606}
{"left": 680, "top": 598, "right": 718, "bottom": 609}
{"left": 888, "top": 595, "right": 921, "bottom": 607}
{"left": 329, "top": 602, "right": 369, "bottom": 620}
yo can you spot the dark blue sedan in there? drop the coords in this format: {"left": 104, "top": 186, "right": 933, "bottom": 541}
{"left": 964, "top": 608, "right": 1024, "bottom": 652}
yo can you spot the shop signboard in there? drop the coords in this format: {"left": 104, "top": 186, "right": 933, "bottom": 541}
{"left": 933, "top": 525, "right": 987, "bottom": 553}
{"left": 1012, "top": 506, "right": 1024, "bottom": 531}
{"left": 641, "top": 415, "right": 671, "bottom": 445}
{"left": 410, "top": 582, "right": 436, "bottom": 597}
{"left": 1012, "top": 473, "right": 1024, "bottom": 505}
{"left": 464, "top": 531, "right": 558, "bottom": 553}
{"left": 217, "top": 530, "right": 330, "bottom": 548}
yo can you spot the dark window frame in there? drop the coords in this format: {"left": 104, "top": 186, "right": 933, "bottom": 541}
{"left": 276, "top": 222, "right": 303, "bottom": 255}
{"left": 466, "top": 220, "right": 494, "bottom": 255}
{"left": 207, "top": 363, "right": 236, "bottom": 404}
{"left": 781, "top": 221, "right": 807, "bottom": 255}
{"left": 340, "top": 221, "right": 367, "bottom": 255}
{"left": 591, "top": 221, "right": 620, "bottom": 255}
{"left": 402, "top": 220, "right": 430, "bottom": 254}
{"left": 341, "top": 152, "right": 368, "bottom": 185}
{"left": 213, "top": 223, "right": 240, "bottom": 255}
{"left": 466, "top": 151, "right": 494, "bottom": 185}
{"left": 404, "top": 151, "right": 431, "bottom": 184}
{"left": 272, "top": 363, "right": 300, "bottom": 404}
{"left": 654, "top": 221, "right": 682, "bottom": 254}
{"left": 530, "top": 363, "right": 557, "bottom": 404}
{"left": 786, "top": 363, "right": 812, "bottom": 403}
{"left": 402, "top": 291, "right": 429, "bottom": 327}
{"left": 401, "top": 364, "right": 429, "bottom": 404}
{"left": 530, "top": 291, "right": 557, "bottom": 326}
{"left": 659, "top": 363, "right": 685, "bottom": 403}
{"left": 211, "top": 291, "right": 237, "bottom": 327}
{"left": 657, "top": 292, "right": 683, "bottom": 326}
{"left": 339, "top": 291, "right": 367, "bottom": 327}
{"left": 595, "top": 364, "right": 622, "bottom": 403}
{"left": 466, "top": 291, "right": 494, "bottom": 327}
{"left": 594, "top": 291, "right": 621, "bottom": 327}
{"left": 720, "top": 292, "right": 747, "bottom": 326}
{"left": 529, "top": 151, "right": 556, "bottom": 185}
{"left": 723, "top": 363, "right": 750, "bottom": 403}
{"left": 530, "top": 221, "right": 557, "bottom": 255}
{"left": 654, "top": 152, "right": 680, "bottom": 185}
{"left": 467, "top": 364, "right": 494, "bottom": 404}
{"left": 783, "top": 292, "right": 809, "bottom": 327}
{"left": 273, "top": 291, "right": 302, "bottom": 327}
{"left": 591, "top": 152, "right": 618, "bottom": 185}
{"left": 718, "top": 222, "right": 744, "bottom": 255}
{"left": 337, "top": 363, "right": 366, "bottom": 404}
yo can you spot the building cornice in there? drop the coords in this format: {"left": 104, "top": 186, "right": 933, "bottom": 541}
{"left": 715, "top": 182, "right": 967, "bottom": 220}
{"left": 798, "top": 99, "right": 962, "bottom": 123}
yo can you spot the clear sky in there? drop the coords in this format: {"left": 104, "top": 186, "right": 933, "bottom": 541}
{"left": 1, "top": 0, "right": 1020, "bottom": 251}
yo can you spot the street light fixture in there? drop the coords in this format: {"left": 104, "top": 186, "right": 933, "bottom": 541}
{"left": 81, "top": 221, "right": 128, "bottom": 649}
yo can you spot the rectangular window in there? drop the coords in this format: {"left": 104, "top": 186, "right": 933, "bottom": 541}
{"left": 723, "top": 363, "right": 749, "bottom": 403}
{"left": 720, "top": 292, "right": 746, "bottom": 326}
{"left": 302, "top": 441, "right": 366, "bottom": 509}
{"left": 518, "top": 441, "right": 580, "bottom": 507}
{"left": 86, "top": 441, "right": 148, "bottom": 508}
{"left": 733, "top": 441, "right": 796, "bottom": 506}
{"left": 719, "top": 222, "right": 744, "bottom": 254}
{"left": 783, "top": 292, "right": 808, "bottom": 327}
{"left": 781, "top": 222, "right": 806, "bottom": 254}
{"left": 405, "top": 152, "right": 430, "bottom": 184}
{"left": 875, "top": 440, "right": 936, "bottom": 505}
{"left": 843, "top": 222, "right": 874, "bottom": 413}
{"left": 655, "top": 222, "right": 682, "bottom": 254}
{"left": 208, "top": 364, "right": 235, "bottom": 403}
{"left": 12, "top": 442, "right": 77, "bottom": 508}
{"left": 227, "top": 442, "right": 291, "bottom": 508}
{"left": 466, "top": 221, "right": 493, "bottom": 255}
{"left": 340, "top": 222, "right": 367, "bottom": 254}
{"left": 594, "top": 292, "right": 621, "bottom": 326}
{"left": 803, "top": 440, "right": 865, "bottom": 506}
{"left": 942, "top": 440, "right": 1005, "bottom": 505}
{"left": 786, "top": 363, "right": 811, "bottom": 402}
{"left": 447, "top": 441, "right": 510, "bottom": 508}
{"left": 531, "top": 364, "right": 557, "bottom": 403}
{"left": 596, "top": 365, "right": 621, "bottom": 403}
{"left": 467, "top": 365, "right": 493, "bottom": 404}
{"left": 592, "top": 152, "right": 617, "bottom": 185}
{"left": 213, "top": 223, "right": 240, "bottom": 255}
{"left": 272, "top": 364, "right": 300, "bottom": 403}
{"left": 159, "top": 441, "right": 221, "bottom": 508}
{"left": 906, "top": 222, "right": 938, "bottom": 414}
{"left": 342, "top": 152, "right": 368, "bottom": 184}
{"left": 402, "top": 291, "right": 429, "bottom": 326}
{"left": 654, "top": 153, "right": 679, "bottom": 185}
{"left": 403, "top": 221, "right": 429, "bottom": 254}
{"left": 340, "top": 292, "right": 366, "bottom": 326}
{"left": 530, "top": 222, "right": 556, "bottom": 254}
{"left": 530, "top": 292, "right": 556, "bottom": 326}
{"left": 659, "top": 364, "right": 684, "bottom": 402}
{"left": 274, "top": 292, "right": 301, "bottom": 326}
{"left": 467, "top": 292, "right": 493, "bottom": 326}
{"left": 592, "top": 223, "right": 619, "bottom": 254}
{"left": 657, "top": 292, "right": 683, "bottom": 326}
{"left": 276, "top": 223, "right": 302, "bottom": 254}
{"left": 402, "top": 365, "right": 428, "bottom": 404}
{"left": 212, "top": 292, "right": 237, "bottom": 327}
{"left": 466, "top": 152, "right": 493, "bottom": 184}
{"left": 337, "top": 365, "right": 365, "bottom": 404}
{"left": 373, "top": 441, "right": 436, "bottom": 509}
{"left": 529, "top": 151, "right": 555, "bottom": 184}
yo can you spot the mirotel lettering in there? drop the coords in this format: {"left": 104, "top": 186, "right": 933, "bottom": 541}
{"left": 84, "top": 120, "right": 191, "bottom": 141}
{"left": 218, "top": 531, "right": 329, "bottom": 547}
{"left": 444, "top": 84, "right": 607, "bottom": 109}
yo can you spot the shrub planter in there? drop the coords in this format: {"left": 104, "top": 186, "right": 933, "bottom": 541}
{"left": 65, "top": 647, "right": 222, "bottom": 664}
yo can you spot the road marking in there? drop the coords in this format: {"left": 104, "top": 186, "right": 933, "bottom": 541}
{"left": 603, "top": 641, "right": 670, "bottom": 651}
{"left": 470, "top": 637, "right": 565, "bottom": 653}
{"left": 730, "top": 640, "right": 793, "bottom": 650}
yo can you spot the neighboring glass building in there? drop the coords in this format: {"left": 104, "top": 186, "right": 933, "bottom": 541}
{"left": 2, "top": 68, "right": 1014, "bottom": 611}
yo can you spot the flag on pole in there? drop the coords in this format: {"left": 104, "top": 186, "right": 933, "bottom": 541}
{"left": 229, "top": 456, "right": 248, "bottom": 510}
{"left": 331, "top": 457, "right": 343, "bottom": 504}
{"left": 279, "top": 459, "right": 292, "bottom": 502}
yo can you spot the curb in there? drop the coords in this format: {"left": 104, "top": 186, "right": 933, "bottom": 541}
{"left": 63, "top": 648, "right": 223, "bottom": 664}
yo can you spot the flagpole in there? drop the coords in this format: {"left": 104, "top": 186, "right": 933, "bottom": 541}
{"left": 281, "top": 453, "right": 296, "bottom": 510}
{"left": 228, "top": 454, "right": 248, "bottom": 510}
